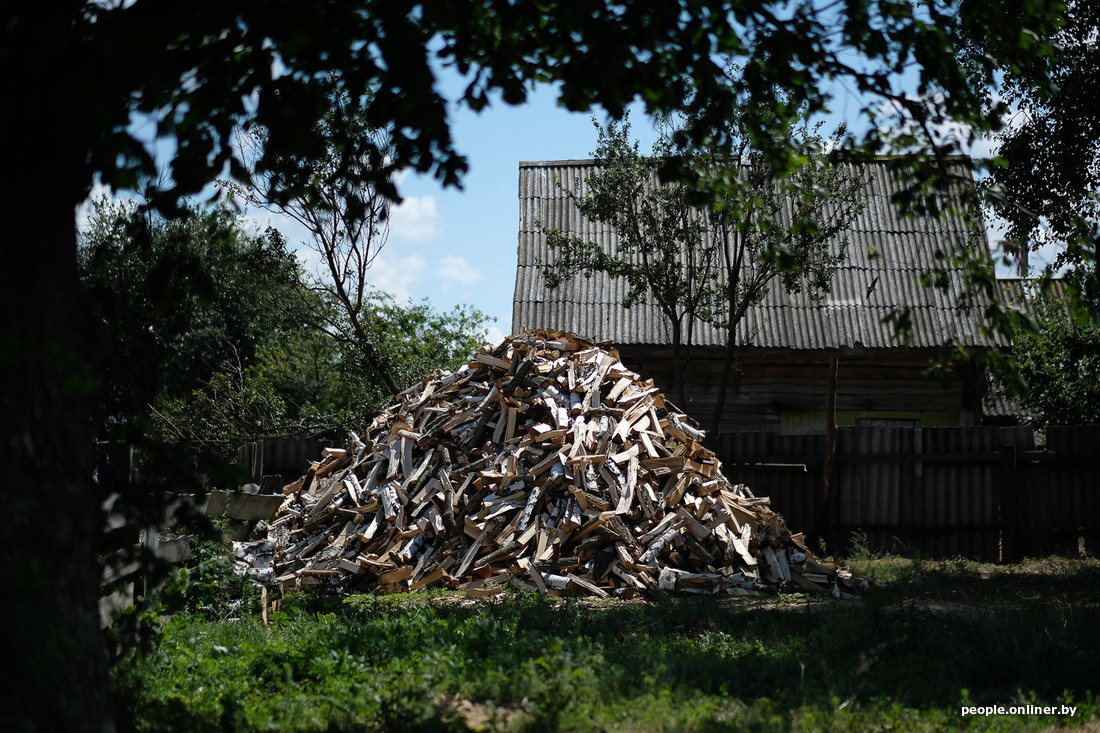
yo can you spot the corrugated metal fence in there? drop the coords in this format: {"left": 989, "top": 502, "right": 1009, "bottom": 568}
{"left": 719, "top": 425, "right": 1100, "bottom": 560}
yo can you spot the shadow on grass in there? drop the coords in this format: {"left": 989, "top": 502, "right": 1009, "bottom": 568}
{"left": 115, "top": 557, "right": 1100, "bottom": 731}
{"left": 342, "top": 561, "right": 1100, "bottom": 710}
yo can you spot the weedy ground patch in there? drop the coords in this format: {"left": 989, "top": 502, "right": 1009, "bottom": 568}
{"left": 111, "top": 555, "right": 1100, "bottom": 731}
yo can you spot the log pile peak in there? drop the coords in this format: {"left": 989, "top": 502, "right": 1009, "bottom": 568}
{"left": 248, "top": 330, "right": 868, "bottom": 599}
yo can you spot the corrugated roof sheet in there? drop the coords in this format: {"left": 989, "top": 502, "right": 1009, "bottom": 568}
{"left": 995, "top": 277, "right": 1071, "bottom": 310}
{"left": 513, "top": 158, "right": 998, "bottom": 350}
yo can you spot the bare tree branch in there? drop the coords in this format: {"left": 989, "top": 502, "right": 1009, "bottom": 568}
{"left": 229, "top": 84, "right": 403, "bottom": 397}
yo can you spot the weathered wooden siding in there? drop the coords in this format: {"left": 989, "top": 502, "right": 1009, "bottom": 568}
{"left": 236, "top": 426, "right": 1099, "bottom": 562}
{"left": 719, "top": 424, "right": 1098, "bottom": 560}
{"left": 617, "top": 346, "right": 982, "bottom": 435}
{"left": 718, "top": 432, "right": 825, "bottom": 541}
{"left": 237, "top": 437, "right": 325, "bottom": 486}
{"left": 1018, "top": 425, "right": 1100, "bottom": 555}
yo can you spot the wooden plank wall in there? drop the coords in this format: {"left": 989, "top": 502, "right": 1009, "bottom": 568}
{"left": 719, "top": 425, "right": 1099, "bottom": 560}
{"left": 719, "top": 432, "right": 825, "bottom": 545}
{"left": 238, "top": 427, "right": 1099, "bottom": 561}
{"left": 617, "top": 348, "right": 979, "bottom": 434}
{"left": 1018, "top": 425, "right": 1100, "bottom": 557}
{"left": 238, "top": 437, "right": 324, "bottom": 487}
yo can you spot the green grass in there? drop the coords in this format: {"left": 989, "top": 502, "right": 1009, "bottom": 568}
{"left": 111, "top": 555, "right": 1100, "bottom": 732}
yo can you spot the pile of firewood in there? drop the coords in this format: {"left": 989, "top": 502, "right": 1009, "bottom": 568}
{"left": 237, "top": 330, "right": 868, "bottom": 599}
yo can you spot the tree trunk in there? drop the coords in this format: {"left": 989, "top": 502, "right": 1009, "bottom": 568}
{"left": 709, "top": 261, "right": 749, "bottom": 442}
{"left": 708, "top": 322, "right": 738, "bottom": 443}
{"left": 668, "top": 316, "right": 688, "bottom": 407}
{"left": 1, "top": 85, "right": 115, "bottom": 731}
{"left": 353, "top": 324, "right": 402, "bottom": 397}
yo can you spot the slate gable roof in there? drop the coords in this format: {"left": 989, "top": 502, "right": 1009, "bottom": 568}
{"left": 512, "top": 158, "right": 997, "bottom": 351}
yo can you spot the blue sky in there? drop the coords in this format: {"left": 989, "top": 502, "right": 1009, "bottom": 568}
{"left": 353, "top": 79, "right": 1023, "bottom": 348}
{"left": 359, "top": 86, "right": 633, "bottom": 345}
{"left": 275, "top": 83, "right": 666, "bottom": 347}
{"left": 75, "top": 80, "right": 646, "bottom": 346}
{"left": 78, "top": 70, "right": 1032, "bottom": 350}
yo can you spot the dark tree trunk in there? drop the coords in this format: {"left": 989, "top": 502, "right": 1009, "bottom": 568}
{"left": 1, "top": 191, "right": 114, "bottom": 732}
{"left": 668, "top": 316, "right": 688, "bottom": 407}
{"left": 1, "top": 23, "right": 115, "bottom": 726}
{"left": 352, "top": 322, "right": 402, "bottom": 397}
{"left": 708, "top": 331, "right": 737, "bottom": 443}
{"left": 709, "top": 283, "right": 747, "bottom": 441}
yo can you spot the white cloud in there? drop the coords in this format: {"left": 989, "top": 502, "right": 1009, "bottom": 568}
{"left": 434, "top": 255, "right": 483, "bottom": 287}
{"left": 75, "top": 182, "right": 120, "bottom": 233}
{"left": 291, "top": 248, "right": 427, "bottom": 303}
{"left": 865, "top": 92, "right": 1003, "bottom": 158}
{"left": 365, "top": 254, "right": 427, "bottom": 302}
{"left": 485, "top": 325, "right": 507, "bottom": 347}
{"left": 236, "top": 207, "right": 282, "bottom": 237}
{"left": 389, "top": 195, "right": 440, "bottom": 243}
{"left": 293, "top": 245, "right": 330, "bottom": 281}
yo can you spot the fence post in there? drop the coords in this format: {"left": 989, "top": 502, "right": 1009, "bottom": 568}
{"left": 999, "top": 443, "right": 1020, "bottom": 562}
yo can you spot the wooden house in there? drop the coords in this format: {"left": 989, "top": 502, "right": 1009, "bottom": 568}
{"left": 512, "top": 158, "right": 999, "bottom": 435}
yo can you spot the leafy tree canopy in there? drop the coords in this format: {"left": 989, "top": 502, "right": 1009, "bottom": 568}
{"left": 78, "top": 198, "right": 305, "bottom": 438}
{"left": 540, "top": 109, "right": 865, "bottom": 434}
{"left": 33, "top": 0, "right": 1080, "bottom": 358}
{"left": 960, "top": 1, "right": 1099, "bottom": 282}
{"left": 993, "top": 271, "right": 1100, "bottom": 428}
{"left": 229, "top": 86, "right": 411, "bottom": 396}
{"left": 11, "top": 0, "right": 1065, "bottom": 217}
{"left": 79, "top": 199, "right": 489, "bottom": 456}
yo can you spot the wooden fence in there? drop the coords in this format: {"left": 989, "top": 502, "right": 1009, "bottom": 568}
{"left": 237, "top": 437, "right": 325, "bottom": 489}
{"left": 718, "top": 425, "right": 1100, "bottom": 561}
{"left": 232, "top": 428, "right": 1099, "bottom": 561}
